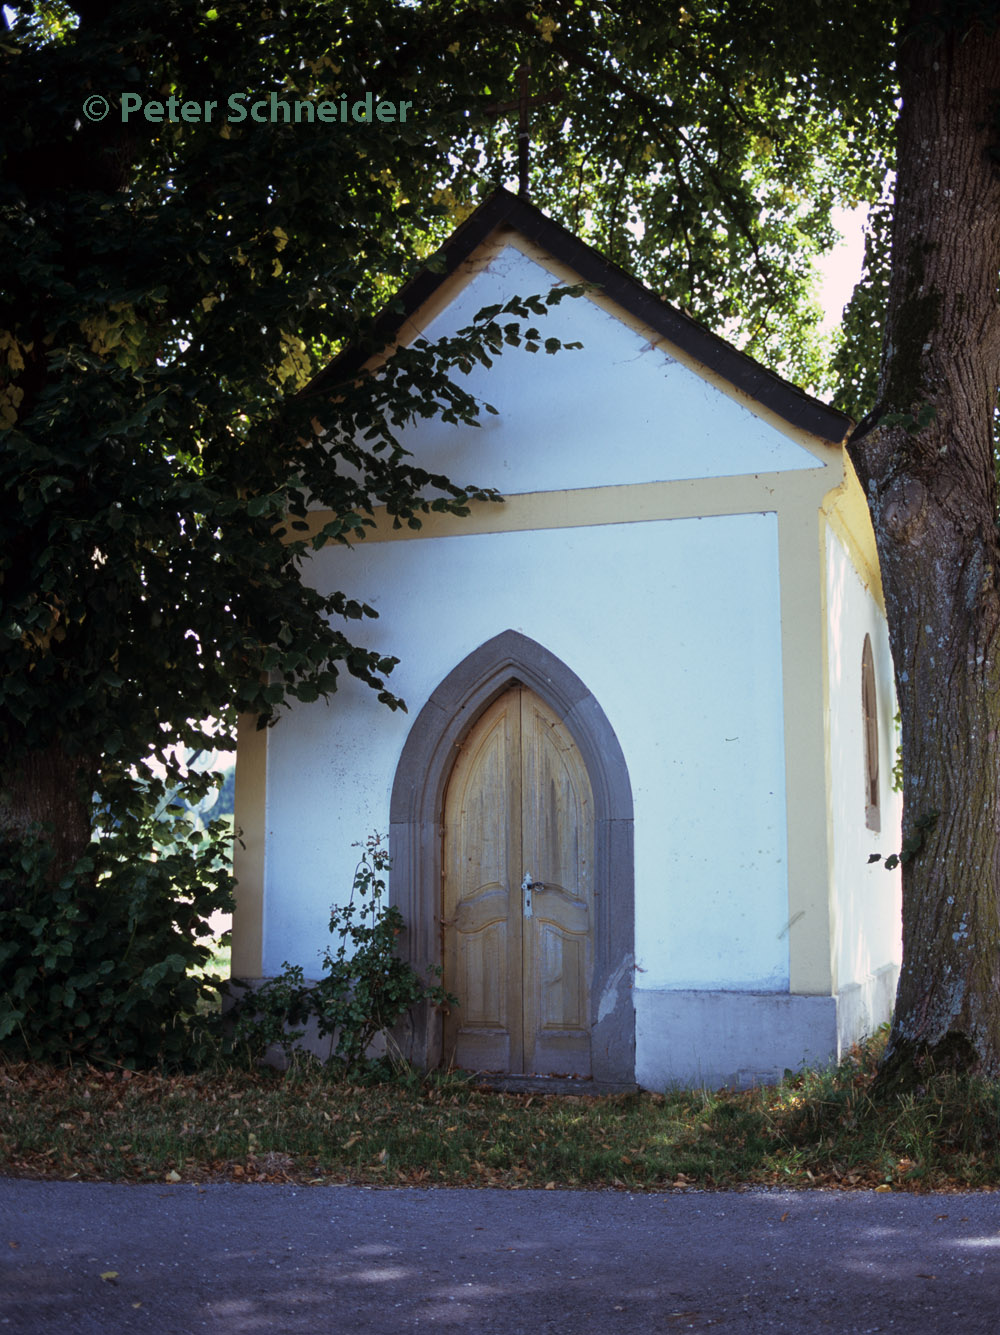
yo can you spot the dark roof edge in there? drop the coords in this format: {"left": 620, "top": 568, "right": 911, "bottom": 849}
{"left": 303, "top": 189, "right": 851, "bottom": 446}
{"left": 300, "top": 192, "right": 527, "bottom": 399}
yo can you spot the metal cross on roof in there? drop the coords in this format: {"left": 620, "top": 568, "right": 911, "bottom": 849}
{"left": 487, "top": 61, "right": 562, "bottom": 199}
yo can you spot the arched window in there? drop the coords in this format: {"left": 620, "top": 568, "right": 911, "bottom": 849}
{"left": 862, "top": 634, "right": 880, "bottom": 832}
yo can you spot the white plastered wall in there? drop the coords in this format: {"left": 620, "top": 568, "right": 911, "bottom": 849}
{"left": 385, "top": 241, "right": 823, "bottom": 494}
{"left": 825, "top": 525, "right": 903, "bottom": 1047}
{"left": 260, "top": 513, "right": 790, "bottom": 1015}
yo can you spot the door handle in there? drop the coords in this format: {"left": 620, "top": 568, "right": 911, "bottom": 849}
{"left": 521, "top": 872, "right": 544, "bottom": 917}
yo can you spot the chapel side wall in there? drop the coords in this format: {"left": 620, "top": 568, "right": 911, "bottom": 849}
{"left": 825, "top": 524, "right": 902, "bottom": 1046}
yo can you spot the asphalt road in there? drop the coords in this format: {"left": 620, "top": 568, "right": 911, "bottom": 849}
{"left": 2, "top": 1180, "right": 999, "bottom": 1333}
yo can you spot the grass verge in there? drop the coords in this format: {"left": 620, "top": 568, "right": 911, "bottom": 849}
{"left": 3, "top": 1032, "right": 1000, "bottom": 1190}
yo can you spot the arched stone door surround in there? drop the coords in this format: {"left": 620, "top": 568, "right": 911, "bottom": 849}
{"left": 389, "top": 630, "right": 635, "bottom": 1084}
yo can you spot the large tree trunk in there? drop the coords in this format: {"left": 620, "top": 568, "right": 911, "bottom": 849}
{"left": 848, "top": 1, "right": 1000, "bottom": 1082}
{"left": 0, "top": 744, "right": 95, "bottom": 908}
{"left": 0, "top": 5, "right": 132, "bottom": 912}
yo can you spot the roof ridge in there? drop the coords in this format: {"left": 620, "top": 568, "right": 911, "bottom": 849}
{"left": 302, "top": 187, "right": 851, "bottom": 445}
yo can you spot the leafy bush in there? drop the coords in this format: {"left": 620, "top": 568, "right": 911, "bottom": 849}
{"left": 234, "top": 834, "right": 453, "bottom": 1072}
{"left": 0, "top": 794, "right": 232, "bottom": 1068}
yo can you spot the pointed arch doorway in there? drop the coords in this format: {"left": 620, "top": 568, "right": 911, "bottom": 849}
{"left": 443, "top": 683, "right": 594, "bottom": 1076}
{"left": 389, "top": 631, "right": 635, "bottom": 1085}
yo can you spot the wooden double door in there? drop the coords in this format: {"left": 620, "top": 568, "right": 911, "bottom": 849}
{"left": 442, "top": 685, "right": 594, "bottom": 1076}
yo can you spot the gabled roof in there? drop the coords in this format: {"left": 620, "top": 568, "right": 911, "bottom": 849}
{"left": 304, "top": 188, "right": 850, "bottom": 446}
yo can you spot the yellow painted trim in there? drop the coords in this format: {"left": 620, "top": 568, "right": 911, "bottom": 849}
{"left": 775, "top": 460, "right": 844, "bottom": 996}
{"left": 818, "top": 514, "right": 838, "bottom": 997}
{"left": 822, "top": 455, "right": 885, "bottom": 612}
{"left": 302, "top": 470, "right": 834, "bottom": 545}
{"left": 232, "top": 713, "right": 266, "bottom": 977}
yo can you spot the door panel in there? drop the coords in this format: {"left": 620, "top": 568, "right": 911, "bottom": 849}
{"left": 442, "top": 685, "right": 594, "bottom": 1076}
{"left": 521, "top": 691, "right": 593, "bottom": 1075}
{"left": 442, "top": 693, "right": 522, "bottom": 1073}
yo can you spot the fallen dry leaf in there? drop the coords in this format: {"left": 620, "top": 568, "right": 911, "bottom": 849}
{"left": 100, "top": 1271, "right": 118, "bottom": 1284}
